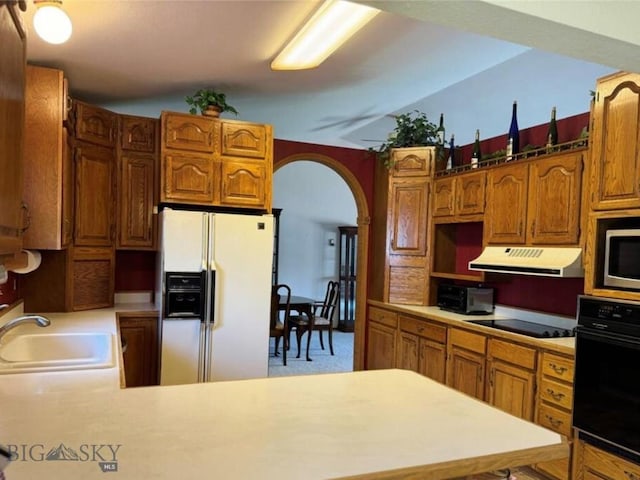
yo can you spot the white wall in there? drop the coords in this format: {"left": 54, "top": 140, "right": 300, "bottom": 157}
{"left": 273, "top": 161, "right": 357, "bottom": 301}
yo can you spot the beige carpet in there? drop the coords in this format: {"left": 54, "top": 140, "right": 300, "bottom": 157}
{"left": 268, "top": 330, "right": 354, "bottom": 377}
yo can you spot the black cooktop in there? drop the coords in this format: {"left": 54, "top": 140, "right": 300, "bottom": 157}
{"left": 467, "top": 318, "right": 576, "bottom": 338}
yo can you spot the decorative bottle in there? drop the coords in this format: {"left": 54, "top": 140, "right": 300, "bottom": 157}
{"left": 436, "top": 113, "right": 445, "bottom": 147}
{"left": 471, "top": 130, "right": 481, "bottom": 168}
{"left": 546, "top": 106, "right": 558, "bottom": 151}
{"left": 446, "top": 134, "right": 455, "bottom": 170}
{"left": 506, "top": 101, "right": 519, "bottom": 161}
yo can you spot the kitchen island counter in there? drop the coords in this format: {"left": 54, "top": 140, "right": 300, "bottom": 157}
{"left": 0, "top": 369, "right": 567, "bottom": 479}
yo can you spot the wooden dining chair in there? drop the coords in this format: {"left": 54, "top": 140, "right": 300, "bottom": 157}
{"left": 270, "top": 284, "right": 291, "bottom": 365}
{"left": 289, "top": 280, "right": 339, "bottom": 357}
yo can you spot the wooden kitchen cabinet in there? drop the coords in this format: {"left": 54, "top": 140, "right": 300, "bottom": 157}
{"left": 485, "top": 151, "right": 584, "bottom": 245}
{"left": 485, "top": 162, "right": 529, "bottom": 244}
{"left": 446, "top": 328, "right": 486, "bottom": 400}
{"left": 590, "top": 71, "right": 640, "bottom": 211}
{"left": 486, "top": 338, "right": 537, "bottom": 421}
{"left": 573, "top": 440, "right": 640, "bottom": 480}
{"left": 117, "top": 114, "right": 158, "bottom": 250}
{"left": 72, "top": 100, "right": 117, "bottom": 148}
{"left": 73, "top": 142, "right": 116, "bottom": 246}
{"left": 370, "top": 147, "right": 434, "bottom": 305}
{"left": 118, "top": 313, "right": 160, "bottom": 387}
{"left": 0, "top": 1, "right": 26, "bottom": 257}
{"left": 534, "top": 351, "right": 575, "bottom": 480}
{"left": 527, "top": 151, "right": 583, "bottom": 244}
{"left": 160, "top": 111, "right": 272, "bottom": 210}
{"left": 366, "top": 306, "right": 398, "bottom": 370}
{"left": 22, "top": 65, "right": 73, "bottom": 250}
{"left": 397, "top": 315, "right": 446, "bottom": 383}
{"left": 433, "top": 170, "right": 486, "bottom": 219}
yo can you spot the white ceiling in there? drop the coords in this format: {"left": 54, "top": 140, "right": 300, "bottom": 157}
{"left": 23, "top": 0, "right": 632, "bottom": 149}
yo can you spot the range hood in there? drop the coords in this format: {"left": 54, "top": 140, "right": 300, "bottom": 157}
{"left": 468, "top": 246, "right": 584, "bottom": 278}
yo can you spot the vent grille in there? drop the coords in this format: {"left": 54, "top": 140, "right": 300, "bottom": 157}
{"left": 506, "top": 248, "right": 543, "bottom": 258}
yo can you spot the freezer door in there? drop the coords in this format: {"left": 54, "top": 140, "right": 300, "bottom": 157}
{"left": 160, "top": 319, "right": 205, "bottom": 385}
{"left": 160, "top": 209, "right": 208, "bottom": 273}
{"left": 207, "top": 213, "right": 273, "bottom": 381}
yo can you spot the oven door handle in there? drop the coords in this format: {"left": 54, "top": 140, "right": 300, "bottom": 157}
{"left": 578, "top": 328, "right": 640, "bottom": 349}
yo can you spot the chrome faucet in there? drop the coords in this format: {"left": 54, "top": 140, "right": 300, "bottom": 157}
{"left": 0, "top": 315, "right": 51, "bottom": 341}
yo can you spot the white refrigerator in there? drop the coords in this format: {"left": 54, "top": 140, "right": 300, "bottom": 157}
{"left": 157, "top": 208, "right": 274, "bottom": 385}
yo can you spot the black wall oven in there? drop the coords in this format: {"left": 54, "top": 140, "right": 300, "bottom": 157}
{"left": 573, "top": 295, "right": 640, "bottom": 462}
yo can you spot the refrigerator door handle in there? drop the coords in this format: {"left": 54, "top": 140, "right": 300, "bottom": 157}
{"left": 201, "top": 214, "right": 208, "bottom": 272}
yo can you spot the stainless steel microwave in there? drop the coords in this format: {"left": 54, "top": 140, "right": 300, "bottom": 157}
{"left": 604, "top": 229, "right": 640, "bottom": 290}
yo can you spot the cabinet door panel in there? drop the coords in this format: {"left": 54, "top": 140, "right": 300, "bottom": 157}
{"left": 0, "top": 3, "right": 26, "bottom": 256}
{"left": 528, "top": 153, "right": 582, "bottom": 244}
{"left": 458, "top": 171, "right": 486, "bottom": 215}
{"left": 420, "top": 340, "right": 446, "bottom": 383}
{"left": 388, "top": 178, "right": 429, "bottom": 255}
{"left": 220, "top": 160, "right": 266, "bottom": 208}
{"left": 74, "top": 101, "right": 117, "bottom": 147}
{"left": 164, "top": 112, "right": 215, "bottom": 153}
{"left": 487, "top": 361, "right": 535, "bottom": 420}
{"left": 433, "top": 177, "right": 455, "bottom": 217}
{"left": 485, "top": 163, "right": 528, "bottom": 244}
{"left": 162, "top": 152, "right": 216, "bottom": 204}
{"left": 121, "top": 115, "right": 157, "bottom": 153}
{"left": 591, "top": 74, "right": 640, "bottom": 210}
{"left": 74, "top": 144, "right": 115, "bottom": 246}
{"left": 221, "top": 121, "right": 268, "bottom": 159}
{"left": 119, "top": 154, "right": 154, "bottom": 249}
{"left": 72, "top": 247, "right": 114, "bottom": 310}
{"left": 390, "top": 147, "right": 433, "bottom": 177}
{"left": 119, "top": 315, "right": 159, "bottom": 387}
{"left": 446, "top": 347, "right": 485, "bottom": 400}
{"left": 366, "top": 322, "right": 397, "bottom": 370}
{"left": 398, "top": 332, "right": 419, "bottom": 372}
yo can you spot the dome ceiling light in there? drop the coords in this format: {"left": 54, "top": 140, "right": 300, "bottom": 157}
{"left": 33, "top": 0, "right": 72, "bottom": 45}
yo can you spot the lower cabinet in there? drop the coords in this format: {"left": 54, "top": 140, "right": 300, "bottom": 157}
{"left": 534, "top": 351, "right": 575, "bottom": 480}
{"left": 486, "top": 338, "right": 537, "bottom": 421}
{"left": 446, "top": 328, "right": 486, "bottom": 400}
{"left": 117, "top": 313, "right": 160, "bottom": 388}
{"left": 366, "top": 306, "right": 398, "bottom": 370}
{"left": 397, "top": 315, "right": 446, "bottom": 383}
{"left": 573, "top": 440, "right": 640, "bottom": 480}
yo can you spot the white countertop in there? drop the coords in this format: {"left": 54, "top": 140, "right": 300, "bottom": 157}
{"left": 0, "top": 369, "right": 567, "bottom": 480}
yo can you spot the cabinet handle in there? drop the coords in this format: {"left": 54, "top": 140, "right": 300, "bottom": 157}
{"left": 20, "top": 202, "right": 31, "bottom": 234}
{"left": 625, "top": 471, "right": 640, "bottom": 480}
{"left": 544, "top": 414, "right": 563, "bottom": 429}
{"left": 549, "top": 363, "right": 568, "bottom": 375}
{"left": 546, "top": 388, "right": 565, "bottom": 401}
{"left": 530, "top": 220, "right": 535, "bottom": 237}
{"left": 417, "top": 325, "right": 425, "bottom": 333}
{"left": 519, "top": 220, "right": 523, "bottom": 234}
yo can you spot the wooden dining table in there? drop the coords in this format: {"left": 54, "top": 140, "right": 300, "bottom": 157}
{"left": 279, "top": 295, "right": 315, "bottom": 361}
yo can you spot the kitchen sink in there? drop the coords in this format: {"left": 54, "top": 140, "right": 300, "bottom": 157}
{"left": 0, "top": 332, "right": 116, "bottom": 374}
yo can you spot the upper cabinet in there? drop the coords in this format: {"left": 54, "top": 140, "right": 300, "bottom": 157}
{"left": 590, "top": 72, "right": 640, "bottom": 211}
{"left": 117, "top": 115, "right": 158, "bottom": 250}
{"left": 484, "top": 151, "right": 584, "bottom": 245}
{"left": 160, "top": 111, "right": 272, "bottom": 210}
{"left": 23, "top": 65, "right": 73, "bottom": 250}
{"left": 0, "top": 2, "right": 26, "bottom": 257}
{"left": 73, "top": 101, "right": 117, "bottom": 148}
{"left": 433, "top": 170, "right": 486, "bottom": 219}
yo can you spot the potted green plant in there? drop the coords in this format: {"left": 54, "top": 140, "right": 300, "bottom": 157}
{"left": 185, "top": 88, "right": 239, "bottom": 117}
{"left": 369, "top": 110, "right": 444, "bottom": 168}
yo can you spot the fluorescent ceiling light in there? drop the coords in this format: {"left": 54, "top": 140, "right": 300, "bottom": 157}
{"left": 271, "top": 0, "right": 380, "bottom": 71}
{"left": 33, "top": 0, "right": 72, "bottom": 45}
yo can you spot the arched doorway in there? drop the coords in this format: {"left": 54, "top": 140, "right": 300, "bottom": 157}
{"left": 275, "top": 154, "right": 369, "bottom": 370}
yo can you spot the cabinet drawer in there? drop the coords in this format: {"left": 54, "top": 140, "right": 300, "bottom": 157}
{"left": 537, "top": 403, "right": 572, "bottom": 437}
{"left": 540, "top": 377, "right": 573, "bottom": 410}
{"left": 541, "top": 352, "right": 574, "bottom": 382}
{"left": 583, "top": 441, "right": 640, "bottom": 480}
{"left": 399, "top": 315, "right": 445, "bottom": 343}
{"left": 368, "top": 307, "right": 398, "bottom": 328}
{"left": 488, "top": 338, "right": 536, "bottom": 370}
{"left": 449, "top": 328, "right": 486, "bottom": 354}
